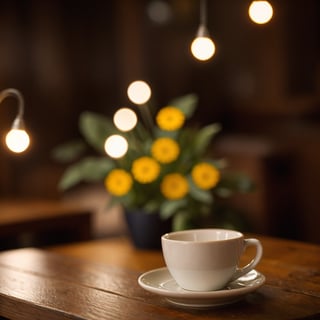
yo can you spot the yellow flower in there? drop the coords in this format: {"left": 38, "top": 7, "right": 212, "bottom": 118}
{"left": 151, "top": 137, "right": 180, "bottom": 164}
{"left": 156, "top": 106, "right": 185, "bottom": 131}
{"left": 104, "top": 169, "right": 133, "bottom": 196}
{"left": 161, "top": 173, "right": 189, "bottom": 200}
{"left": 132, "top": 156, "right": 160, "bottom": 184}
{"left": 191, "top": 162, "right": 220, "bottom": 190}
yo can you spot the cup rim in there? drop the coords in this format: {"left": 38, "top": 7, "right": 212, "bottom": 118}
{"left": 161, "top": 228, "right": 244, "bottom": 243}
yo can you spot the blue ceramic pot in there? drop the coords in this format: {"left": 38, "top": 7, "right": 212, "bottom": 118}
{"left": 124, "top": 209, "right": 172, "bottom": 249}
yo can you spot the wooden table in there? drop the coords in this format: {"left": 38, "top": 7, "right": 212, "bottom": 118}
{"left": 0, "top": 199, "right": 93, "bottom": 249}
{"left": 0, "top": 235, "right": 319, "bottom": 319}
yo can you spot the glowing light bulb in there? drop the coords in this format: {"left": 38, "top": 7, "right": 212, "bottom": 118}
{"left": 127, "top": 81, "right": 151, "bottom": 105}
{"left": 113, "top": 108, "right": 137, "bottom": 132}
{"left": 191, "top": 36, "right": 215, "bottom": 61}
{"left": 104, "top": 135, "right": 128, "bottom": 159}
{"left": 249, "top": 1, "right": 273, "bottom": 24}
{"left": 5, "top": 129, "right": 30, "bottom": 153}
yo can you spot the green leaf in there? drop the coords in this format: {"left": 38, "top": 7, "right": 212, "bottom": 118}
{"left": 193, "top": 123, "right": 221, "bottom": 156}
{"left": 215, "top": 172, "right": 254, "bottom": 196}
{"left": 169, "top": 94, "right": 198, "bottom": 119}
{"left": 58, "top": 157, "right": 115, "bottom": 190}
{"left": 160, "top": 199, "right": 187, "bottom": 219}
{"left": 172, "top": 211, "right": 193, "bottom": 231}
{"left": 143, "top": 200, "right": 161, "bottom": 214}
{"left": 188, "top": 180, "right": 214, "bottom": 204}
{"left": 51, "top": 140, "right": 87, "bottom": 163}
{"left": 208, "top": 159, "right": 228, "bottom": 169}
{"left": 79, "top": 111, "right": 116, "bottom": 152}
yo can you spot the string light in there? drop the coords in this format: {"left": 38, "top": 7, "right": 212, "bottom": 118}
{"left": 113, "top": 108, "right": 137, "bottom": 132}
{"left": 6, "top": 128, "right": 30, "bottom": 153}
{"left": 248, "top": 1, "right": 273, "bottom": 24}
{"left": 190, "top": 0, "right": 215, "bottom": 61}
{"left": 0, "top": 88, "right": 30, "bottom": 153}
{"left": 127, "top": 80, "right": 152, "bottom": 105}
{"left": 104, "top": 134, "right": 128, "bottom": 159}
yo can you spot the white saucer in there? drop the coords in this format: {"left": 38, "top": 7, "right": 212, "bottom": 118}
{"left": 138, "top": 267, "right": 265, "bottom": 309}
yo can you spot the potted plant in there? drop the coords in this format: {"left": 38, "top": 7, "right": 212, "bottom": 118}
{"left": 53, "top": 86, "right": 252, "bottom": 248}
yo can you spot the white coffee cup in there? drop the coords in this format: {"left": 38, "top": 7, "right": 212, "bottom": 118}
{"left": 161, "top": 228, "right": 263, "bottom": 291}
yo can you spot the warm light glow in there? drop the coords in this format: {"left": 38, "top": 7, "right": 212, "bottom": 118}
{"left": 249, "top": 1, "right": 273, "bottom": 24}
{"left": 147, "top": 0, "right": 172, "bottom": 24}
{"left": 104, "top": 135, "right": 128, "bottom": 159}
{"left": 191, "top": 36, "right": 215, "bottom": 61}
{"left": 113, "top": 108, "right": 138, "bottom": 132}
{"left": 5, "top": 129, "right": 30, "bottom": 153}
{"left": 127, "top": 81, "right": 152, "bottom": 105}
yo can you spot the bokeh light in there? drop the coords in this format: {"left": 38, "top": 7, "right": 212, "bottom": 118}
{"left": 190, "top": 36, "right": 215, "bottom": 61}
{"left": 5, "top": 129, "right": 30, "bottom": 153}
{"left": 127, "top": 81, "right": 152, "bottom": 105}
{"left": 104, "top": 135, "right": 128, "bottom": 159}
{"left": 147, "top": 0, "right": 172, "bottom": 24}
{"left": 248, "top": 1, "right": 273, "bottom": 24}
{"left": 113, "top": 108, "right": 138, "bottom": 132}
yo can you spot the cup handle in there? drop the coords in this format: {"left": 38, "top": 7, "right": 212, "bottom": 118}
{"left": 231, "top": 238, "right": 263, "bottom": 281}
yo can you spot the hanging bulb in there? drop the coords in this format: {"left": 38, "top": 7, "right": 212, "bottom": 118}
{"left": 113, "top": 108, "right": 137, "bottom": 132}
{"left": 104, "top": 135, "right": 128, "bottom": 159}
{"left": 249, "top": 1, "right": 273, "bottom": 24}
{"left": 6, "top": 128, "right": 30, "bottom": 153}
{"left": 5, "top": 117, "right": 30, "bottom": 153}
{"left": 127, "top": 80, "right": 152, "bottom": 105}
{"left": 0, "top": 89, "right": 30, "bottom": 153}
{"left": 191, "top": 25, "right": 215, "bottom": 61}
{"left": 190, "top": 0, "right": 215, "bottom": 62}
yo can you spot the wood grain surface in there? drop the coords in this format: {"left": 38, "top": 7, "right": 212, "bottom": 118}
{"left": 0, "top": 235, "right": 318, "bottom": 319}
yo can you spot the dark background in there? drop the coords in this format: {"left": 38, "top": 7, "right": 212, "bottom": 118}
{"left": 0, "top": 0, "right": 319, "bottom": 242}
